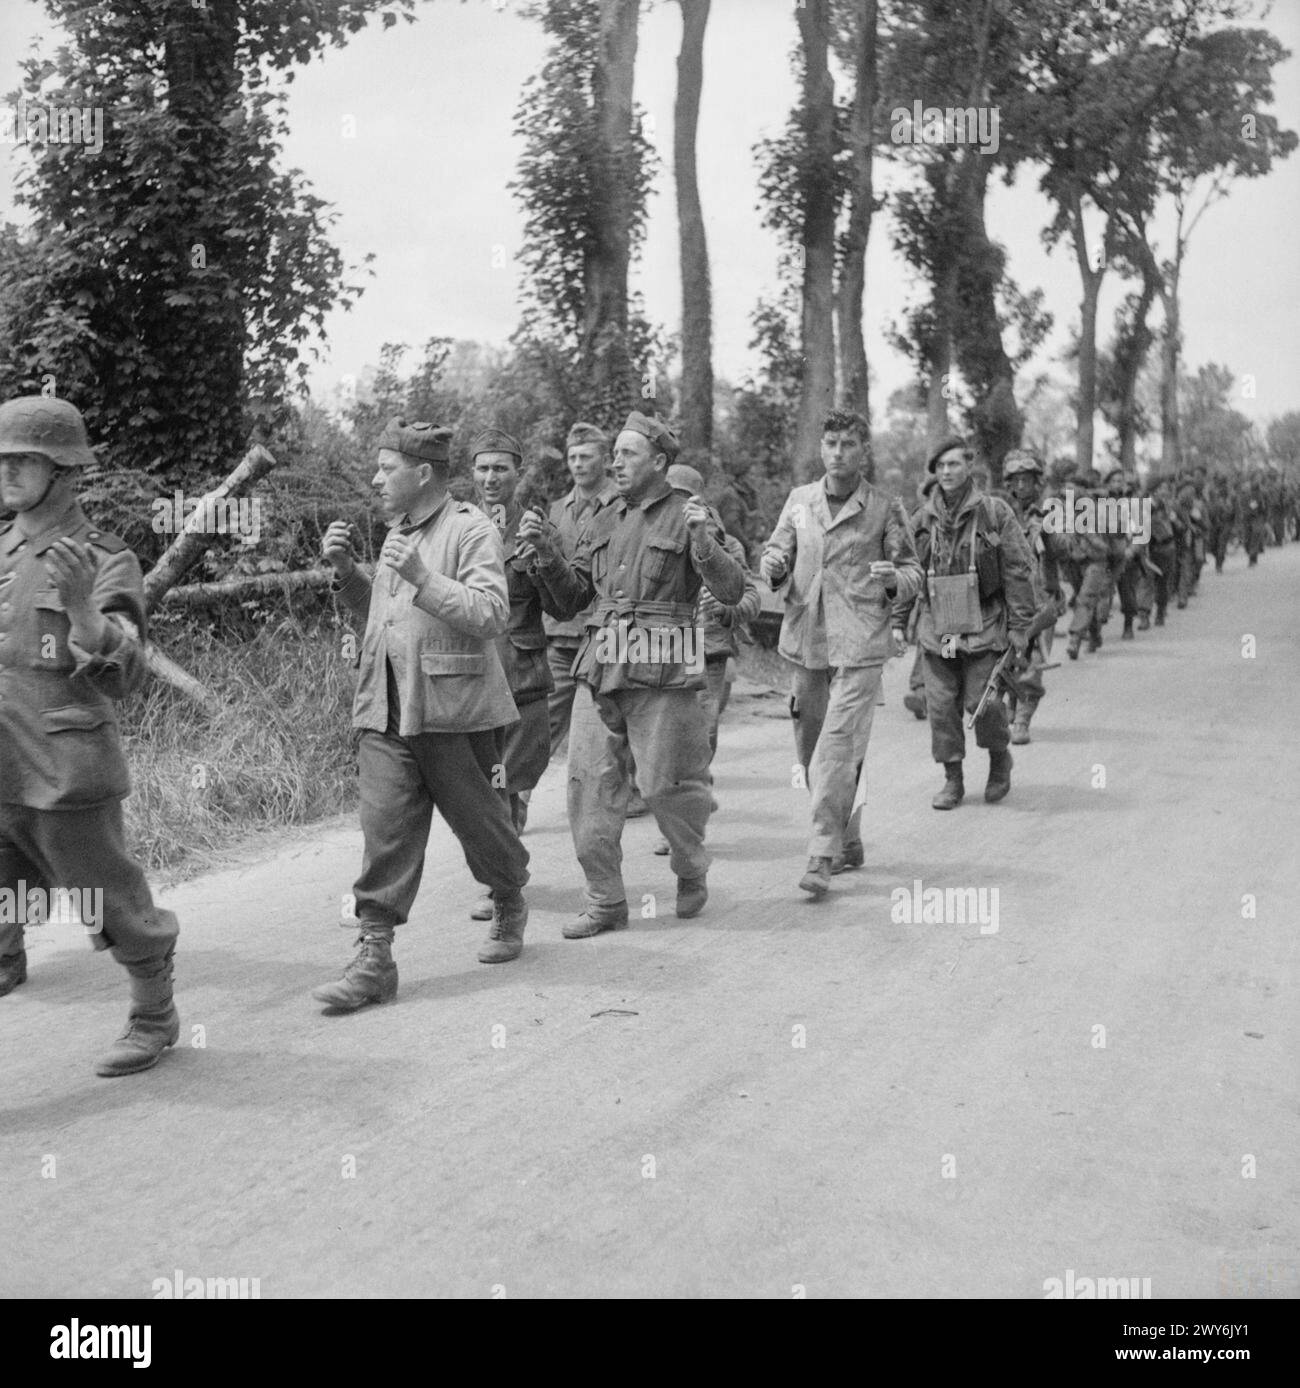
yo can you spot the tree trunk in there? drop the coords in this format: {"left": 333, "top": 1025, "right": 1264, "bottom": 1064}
{"left": 1115, "top": 271, "right": 1159, "bottom": 472}
{"left": 836, "top": 0, "right": 877, "bottom": 424}
{"left": 954, "top": 160, "right": 1020, "bottom": 481}
{"left": 791, "top": 0, "right": 837, "bottom": 484}
{"left": 582, "top": 0, "right": 641, "bottom": 421}
{"left": 674, "top": 0, "right": 713, "bottom": 468}
{"left": 1159, "top": 249, "right": 1183, "bottom": 473}
{"left": 1070, "top": 190, "right": 1105, "bottom": 475}
{"left": 161, "top": 0, "right": 246, "bottom": 480}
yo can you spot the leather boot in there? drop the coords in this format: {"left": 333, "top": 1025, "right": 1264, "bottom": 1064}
{"left": 470, "top": 891, "right": 494, "bottom": 920}
{"left": 1155, "top": 609, "right": 1166, "bottom": 626}
{"left": 1122, "top": 616, "right": 1134, "bottom": 640}
{"left": 652, "top": 835, "right": 670, "bottom": 855}
{"left": 1010, "top": 700, "right": 1035, "bottom": 745}
{"left": 0, "top": 949, "right": 27, "bottom": 997}
{"left": 312, "top": 928, "right": 397, "bottom": 1010}
{"left": 798, "top": 857, "right": 832, "bottom": 898}
{"left": 903, "top": 691, "right": 927, "bottom": 720}
{"left": 478, "top": 890, "right": 527, "bottom": 964}
{"left": 675, "top": 875, "right": 708, "bottom": 919}
{"left": 96, "top": 951, "right": 179, "bottom": 1078}
{"left": 932, "top": 762, "right": 964, "bottom": 810}
{"left": 563, "top": 902, "right": 629, "bottom": 939}
{"left": 985, "top": 748, "right": 1013, "bottom": 803}
{"left": 1137, "top": 613, "right": 1151, "bottom": 631}
{"left": 1087, "top": 626, "right": 1102, "bottom": 652}
{"left": 1067, "top": 633, "right": 1081, "bottom": 660}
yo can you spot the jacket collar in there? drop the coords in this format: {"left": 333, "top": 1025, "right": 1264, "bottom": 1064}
{"left": 817, "top": 477, "right": 872, "bottom": 529}
{"left": 1, "top": 499, "right": 87, "bottom": 557}
{"left": 616, "top": 474, "right": 673, "bottom": 515}
{"left": 927, "top": 482, "right": 982, "bottom": 527}
{"left": 397, "top": 491, "right": 452, "bottom": 535}
{"left": 565, "top": 480, "right": 618, "bottom": 513}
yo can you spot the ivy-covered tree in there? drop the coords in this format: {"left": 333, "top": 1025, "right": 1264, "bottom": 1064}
{"left": 0, "top": 0, "right": 414, "bottom": 483}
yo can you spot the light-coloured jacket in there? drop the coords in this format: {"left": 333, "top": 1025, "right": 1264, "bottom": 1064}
{"left": 334, "top": 496, "right": 519, "bottom": 735}
{"left": 763, "top": 478, "right": 923, "bottom": 669}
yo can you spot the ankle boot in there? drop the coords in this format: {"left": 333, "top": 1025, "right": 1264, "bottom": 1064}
{"left": 985, "top": 748, "right": 1013, "bottom": 803}
{"left": 478, "top": 890, "right": 527, "bottom": 964}
{"left": 313, "top": 928, "right": 397, "bottom": 1010}
{"left": 1122, "top": 616, "right": 1134, "bottom": 640}
{"left": 932, "top": 762, "right": 964, "bottom": 810}
{"left": 97, "top": 950, "right": 179, "bottom": 1078}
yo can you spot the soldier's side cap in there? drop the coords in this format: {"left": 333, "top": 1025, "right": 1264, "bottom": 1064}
{"left": 470, "top": 426, "right": 523, "bottom": 462}
{"left": 566, "top": 421, "right": 608, "bottom": 449}
{"left": 1002, "top": 449, "right": 1044, "bottom": 477}
{"left": 0, "top": 395, "right": 98, "bottom": 469}
{"left": 377, "top": 417, "right": 452, "bottom": 464}
{"left": 926, "top": 433, "right": 970, "bottom": 474}
{"left": 666, "top": 463, "right": 704, "bottom": 495}
{"left": 621, "top": 411, "right": 680, "bottom": 463}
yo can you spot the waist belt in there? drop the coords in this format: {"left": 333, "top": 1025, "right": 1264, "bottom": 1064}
{"left": 589, "top": 597, "right": 698, "bottom": 627}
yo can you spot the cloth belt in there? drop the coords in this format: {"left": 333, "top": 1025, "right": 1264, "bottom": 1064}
{"left": 588, "top": 597, "right": 698, "bottom": 628}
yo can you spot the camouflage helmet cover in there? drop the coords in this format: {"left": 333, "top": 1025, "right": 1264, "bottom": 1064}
{"left": 1002, "top": 449, "right": 1044, "bottom": 479}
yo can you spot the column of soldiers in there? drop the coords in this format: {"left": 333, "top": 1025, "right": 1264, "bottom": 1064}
{"left": 1, "top": 393, "right": 1295, "bottom": 1073}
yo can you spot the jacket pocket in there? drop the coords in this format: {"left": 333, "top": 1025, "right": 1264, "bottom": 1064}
{"left": 42, "top": 704, "right": 112, "bottom": 733}
{"left": 644, "top": 536, "right": 686, "bottom": 584}
{"left": 976, "top": 535, "right": 1003, "bottom": 599}
{"left": 419, "top": 651, "right": 486, "bottom": 676}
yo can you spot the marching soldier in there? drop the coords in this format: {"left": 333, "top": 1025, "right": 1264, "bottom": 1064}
{"left": 315, "top": 417, "right": 531, "bottom": 1007}
{"left": 0, "top": 395, "right": 180, "bottom": 1076}
{"left": 1065, "top": 473, "right": 1125, "bottom": 657}
{"left": 1146, "top": 476, "right": 1179, "bottom": 625}
{"left": 901, "top": 435, "right": 1036, "bottom": 809}
{"left": 650, "top": 464, "right": 760, "bottom": 858}
{"left": 541, "top": 423, "right": 619, "bottom": 759}
{"left": 466, "top": 426, "right": 562, "bottom": 919}
{"left": 760, "top": 411, "right": 922, "bottom": 897}
{"left": 1002, "top": 449, "right": 1065, "bottom": 743}
{"left": 522, "top": 412, "right": 745, "bottom": 936}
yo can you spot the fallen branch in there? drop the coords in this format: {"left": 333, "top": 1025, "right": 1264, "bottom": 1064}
{"left": 161, "top": 568, "right": 334, "bottom": 610}
{"left": 142, "top": 443, "right": 278, "bottom": 611}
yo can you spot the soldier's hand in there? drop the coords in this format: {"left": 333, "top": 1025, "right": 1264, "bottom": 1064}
{"left": 44, "top": 538, "right": 97, "bottom": 614}
{"left": 760, "top": 552, "right": 788, "bottom": 586}
{"left": 682, "top": 497, "right": 710, "bottom": 533}
{"left": 891, "top": 627, "right": 908, "bottom": 659}
{"left": 381, "top": 534, "right": 429, "bottom": 589}
{"left": 322, "top": 520, "right": 357, "bottom": 577}
{"left": 699, "top": 589, "right": 724, "bottom": 623}
{"left": 870, "top": 560, "right": 897, "bottom": 586}
{"left": 517, "top": 508, "right": 558, "bottom": 563}
{"left": 1009, "top": 629, "right": 1030, "bottom": 659}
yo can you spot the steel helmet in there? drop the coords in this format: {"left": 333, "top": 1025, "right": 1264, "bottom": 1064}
{"left": 0, "top": 396, "right": 98, "bottom": 469}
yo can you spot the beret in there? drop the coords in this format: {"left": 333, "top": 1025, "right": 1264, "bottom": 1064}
{"left": 470, "top": 426, "right": 523, "bottom": 461}
{"left": 926, "top": 434, "right": 970, "bottom": 474}
{"left": 622, "top": 412, "right": 680, "bottom": 463}
{"left": 377, "top": 417, "right": 452, "bottom": 464}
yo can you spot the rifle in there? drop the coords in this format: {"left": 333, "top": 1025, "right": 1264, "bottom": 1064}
{"left": 968, "top": 647, "right": 1014, "bottom": 728}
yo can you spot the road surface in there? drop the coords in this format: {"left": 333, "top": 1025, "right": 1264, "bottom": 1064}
{"left": 3, "top": 546, "right": 1297, "bottom": 1298}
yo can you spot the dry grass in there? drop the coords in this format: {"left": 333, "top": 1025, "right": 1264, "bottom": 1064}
{"left": 119, "top": 613, "right": 359, "bottom": 879}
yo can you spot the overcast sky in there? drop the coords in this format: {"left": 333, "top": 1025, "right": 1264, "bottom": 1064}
{"left": 2, "top": 0, "right": 1298, "bottom": 430}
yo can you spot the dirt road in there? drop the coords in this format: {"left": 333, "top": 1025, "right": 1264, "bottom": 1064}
{"left": 3, "top": 547, "right": 1297, "bottom": 1298}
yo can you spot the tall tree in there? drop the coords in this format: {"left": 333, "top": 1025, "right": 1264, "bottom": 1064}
{"left": 513, "top": 0, "right": 655, "bottom": 430}
{"left": 835, "top": 0, "right": 878, "bottom": 423}
{"left": 791, "top": 0, "right": 838, "bottom": 483}
{"left": 674, "top": 0, "right": 713, "bottom": 467}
